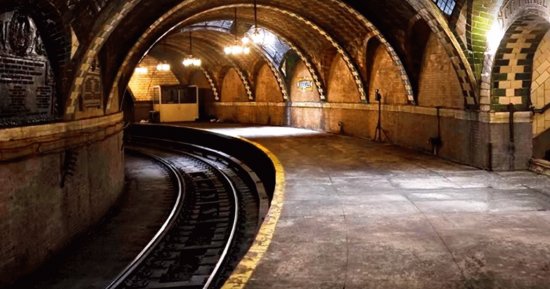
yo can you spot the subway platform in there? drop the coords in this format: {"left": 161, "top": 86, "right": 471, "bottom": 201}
{"left": 12, "top": 123, "right": 550, "bottom": 289}
{"left": 186, "top": 123, "right": 550, "bottom": 289}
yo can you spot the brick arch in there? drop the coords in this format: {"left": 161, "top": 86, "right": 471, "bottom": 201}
{"left": 405, "top": 0, "right": 479, "bottom": 107}
{"left": 103, "top": 6, "right": 330, "bottom": 112}
{"left": 184, "top": 25, "right": 290, "bottom": 101}
{"left": 244, "top": 4, "right": 368, "bottom": 101}
{"left": 101, "top": 2, "right": 416, "bottom": 114}
{"left": 64, "top": 0, "right": 142, "bottom": 116}
{"left": 329, "top": 0, "right": 414, "bottom": 103}
{"left": 490, "top": 15, "right": 550, "bottom": 111}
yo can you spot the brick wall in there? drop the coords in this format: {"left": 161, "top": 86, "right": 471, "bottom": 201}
{"left": 469, "top": 0, "right": 500, "bottom": 75}
{"left": 256, "top": 64, "right": 284, "bottom": 103}
{"left": 418, "top": 34, "right": 464, "bottom": 109}
{"left": 221, "top": 68, "right": 249, "bottom": 102}
{"left": 290, "top": 61, "right": 321, "bottom": 102}
{"left": 189, "top": 70, "right": 211, "bottom": 89}
{"left": 127, "top": 56, "right": 181, "bottom": 102}
{"left": 369, "top": 45, "right": 408, "bottom": 105}
{"left": 327, "top": 55, "right": 361, "bottom": 103}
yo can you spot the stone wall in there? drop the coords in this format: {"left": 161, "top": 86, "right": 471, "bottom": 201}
{"left": 0, "top": 114, "right": 125, "bottom": 286}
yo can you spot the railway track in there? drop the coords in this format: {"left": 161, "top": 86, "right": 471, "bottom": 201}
{"left": 107, "top": 137, "right": 268, "bottom": 289}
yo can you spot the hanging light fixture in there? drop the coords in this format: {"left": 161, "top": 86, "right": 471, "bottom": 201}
{"left": 224, "top": 8, "right": 251, "bottom": 56}
{"left": 183, "top": 31, "right": 202, "bottom": 67}
{"left": 135, "top": 66, "right": 149, "bottom": 74}
{"left": 243, "top": 0, "right": 263, "bottom": 44}
{"left": 156, "top": 62, "right": 171, "bottom": 71}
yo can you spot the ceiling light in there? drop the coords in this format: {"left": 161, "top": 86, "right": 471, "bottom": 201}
{"left": 135, "top": 67, "right": 148, "bottom": 74}
{"left": 224, "top": 8, "right": 251, "bottom": 56}
{"left": 183, "top": 31, "right": 202, "bottom": 67}
{"left": 156, "top": 63, "right": 171, "bottom": 71}
{"left": 250, "top": 0, "right": 264, "bottom": 44}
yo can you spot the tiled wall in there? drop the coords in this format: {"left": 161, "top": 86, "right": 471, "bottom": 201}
{"left": 492, "top": 17, "right": 550, "bottom": 111}
{"left": 532, "top": 30, "right": 550, "bottom": 137}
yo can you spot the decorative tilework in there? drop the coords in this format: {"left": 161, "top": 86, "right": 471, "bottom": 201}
{"left": 531, "top": 29, "right": 550, "bottom": 136}
{"left": 200, "top": 67, "right": 220, "bottom": 101}
{"left": 491, "top": 16, "right": 550, "bottom": 111}
{"left": 234, "top": 67, "right": 254, "bottom": 101}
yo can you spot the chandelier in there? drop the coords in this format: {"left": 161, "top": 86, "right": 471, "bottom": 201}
{"left": 242, "top": 0, "right": 263, "bottom": 45}
{"left": 224, "top": 8, "right": 251, "bottom": 55}
{"left": 183, "top": 31, "right": 202, "bottom": 67}
{"left": 135, "top": 66, "right": 149, "bottom": 74}
{"left": 156, "top": 63, "right": 171, "bottom": 71}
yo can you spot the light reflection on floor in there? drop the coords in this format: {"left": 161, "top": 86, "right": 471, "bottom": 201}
{"left": 193, "top": 125, "right": 322, "bottom": 139}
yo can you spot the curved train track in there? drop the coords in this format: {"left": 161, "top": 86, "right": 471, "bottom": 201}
{"left": 107, "top": 136, "right": 268, "bottom": 289}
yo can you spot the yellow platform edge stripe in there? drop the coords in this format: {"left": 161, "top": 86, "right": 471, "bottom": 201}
{"left": 221, "top": 138, "right": 285, "bottom": 289}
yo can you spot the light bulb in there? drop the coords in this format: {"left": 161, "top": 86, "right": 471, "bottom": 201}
{"left": 251, "top": 30, "right": 263, "bottom": 44}
{"left": 135, "top": 67, "right": 148, "bottom": 74}
{"left": 156, "top": 63, "right": 170, "bottom": 71}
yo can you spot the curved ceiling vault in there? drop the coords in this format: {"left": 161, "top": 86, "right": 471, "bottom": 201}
{"left": 65, "top": 0, "right": 472, "bottom": 115}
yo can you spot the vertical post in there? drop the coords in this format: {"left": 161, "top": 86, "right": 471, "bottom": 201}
{"left": 374, "top": 89, "right": 382, "bottom": 142}
{"left": 508, "top": 103, "right": 515, "bottom": 170}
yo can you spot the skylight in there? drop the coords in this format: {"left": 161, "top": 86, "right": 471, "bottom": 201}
{"left": 433, "top": 0, "right": 455, "bottom": 15}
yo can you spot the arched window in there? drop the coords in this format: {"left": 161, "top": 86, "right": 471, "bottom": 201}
{"left": 244, "top": 27, "right": 290, "bottom": 68}
{"left": 432, "top": 0, "right": 455, "bottom": 15}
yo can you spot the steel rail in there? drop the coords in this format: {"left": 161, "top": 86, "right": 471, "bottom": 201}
{"left": 106, "top": 141, "right": 242, "bottom": 289}
{"left": 106, "top": 148, "right": 185, "bottom": 289}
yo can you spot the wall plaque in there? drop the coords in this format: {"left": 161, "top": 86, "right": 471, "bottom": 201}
{"left": 0, "top": 10, "right": 55, "bottom": 125}
{"left": 82, "top": 70, "right": 103, "bottom": 109}
{"left": 297, "top": 78, "right": 314, "bottom": 92}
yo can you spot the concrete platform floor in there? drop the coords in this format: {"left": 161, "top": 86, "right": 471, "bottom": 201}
{"left": 185, "top": 123, "right": 550, "bottom": 289}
